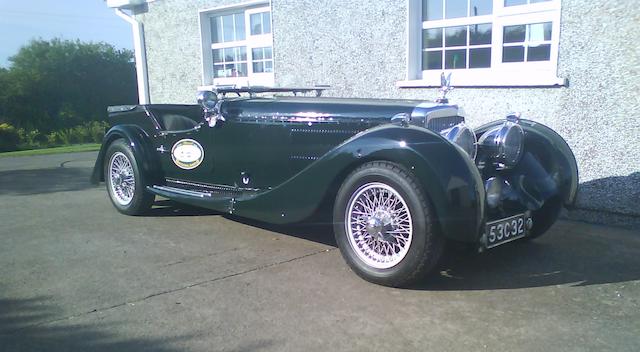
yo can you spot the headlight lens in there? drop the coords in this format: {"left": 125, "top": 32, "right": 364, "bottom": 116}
{"left": 440, "top": 123, "right": 477, "bottom": 160}
{"left": 196, "top": 90, "right": 218, "bottom": 111}
{"left": 478, "top": 121, "right": 524, "bottom": 168}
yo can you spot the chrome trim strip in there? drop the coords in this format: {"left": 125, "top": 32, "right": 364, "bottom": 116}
{"left": 165, "top": 178, "right": 260, "bottom": 192}
{"left": 152, "top": 185, "right": 211, "bottom": 198}
{"left": 107, "top": 105, "right": 137, "bottom": 113}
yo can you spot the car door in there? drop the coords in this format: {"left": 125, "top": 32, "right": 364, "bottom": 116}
{"left": 148, "top": 105, "right": 218, "bottom": 185}
{"left": 207, "top": 116, "right": 292, "bottom": 190}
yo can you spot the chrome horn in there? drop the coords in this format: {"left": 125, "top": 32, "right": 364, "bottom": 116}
{"left": 196, "top": 90, "right": 225, "bottom": 127}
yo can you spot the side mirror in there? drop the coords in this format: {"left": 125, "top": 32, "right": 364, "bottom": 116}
{"left": 196, "top": 91, "right": 225, "bottom": 127}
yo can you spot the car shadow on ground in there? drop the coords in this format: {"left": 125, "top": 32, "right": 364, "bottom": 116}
{"left": 146, "top": 201, "right": 640, "bottom": 290}
{"left": 0, "top": 167, "right": 95, "bottom": 196}
{"left": 412, "top": 236, "right": 640, "bottom": 291}
{"left": 0, "top": 296, "right": 190, "bottom": 352}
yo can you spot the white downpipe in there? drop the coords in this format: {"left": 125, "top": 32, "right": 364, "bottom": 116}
{"left": 115, "top": 9, "right": 150, "bottom": 104}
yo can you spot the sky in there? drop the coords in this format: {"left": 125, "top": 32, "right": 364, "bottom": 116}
{"left": 0, "top": 0, "right": 133, "bottom": 67}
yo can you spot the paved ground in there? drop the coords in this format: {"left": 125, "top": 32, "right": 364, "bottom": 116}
{"left": 0, "top": 151, "right": 639, "bottom": 352}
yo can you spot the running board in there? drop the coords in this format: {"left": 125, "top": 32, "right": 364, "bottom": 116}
{"left": 149, "top": 185, "right": 212, "bottom": 198}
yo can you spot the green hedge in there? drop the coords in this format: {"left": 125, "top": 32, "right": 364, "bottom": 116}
{"left": 0, "top": 121, "right": 109, "bottom": 152}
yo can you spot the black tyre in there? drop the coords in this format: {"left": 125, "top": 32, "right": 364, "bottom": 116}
{"left": 333, "top": 161, "right": 444, "bottom": 287}
{"left": 526, "top": 196, "right": 563, "bottom": 240}
{"left": 104, "top": 139, "right": 154, "bottom": 215}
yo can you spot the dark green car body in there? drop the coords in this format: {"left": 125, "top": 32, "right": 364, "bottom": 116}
{"left": 91, "top": 95, "right": 578, "bottom": 245}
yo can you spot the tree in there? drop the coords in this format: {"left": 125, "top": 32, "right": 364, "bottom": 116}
{"left": 1, "top": 39, "right": 138, "bottom": 132}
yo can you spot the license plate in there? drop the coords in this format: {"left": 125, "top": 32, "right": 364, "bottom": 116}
{"left": 485, "top": 214, "right": 527, "bottom": 248}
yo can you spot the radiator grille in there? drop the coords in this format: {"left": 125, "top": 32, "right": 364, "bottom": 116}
{"left": 427, "top": 116, "right": 464, "bottom": 133}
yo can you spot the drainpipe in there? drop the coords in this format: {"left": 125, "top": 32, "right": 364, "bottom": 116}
{"left": 115, "top": 9, "right": 150, "bottom": 104}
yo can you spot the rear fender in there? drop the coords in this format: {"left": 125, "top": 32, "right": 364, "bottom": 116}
{"left": 90, "top": 125, "right": 163, "bottom": 185}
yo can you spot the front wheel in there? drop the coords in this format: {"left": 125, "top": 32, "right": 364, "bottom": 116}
{"left": 104, "top": 139, "right": 154, "bottom": 215}
{"left": 333, "top": 161, "right": 444, "bottom": 287}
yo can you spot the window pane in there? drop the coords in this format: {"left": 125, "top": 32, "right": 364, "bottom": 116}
{"left": 504, "top": 25, "right": 526, "bottom": 43}
{"left": 445, "top": 0, "right": 467, "bottom": 19}
{"left": 445, "top": 49, "right": 466, "bottom": 69}
{"left": 264, "top": 47, "right": 272, "bottom": 59}
{"left": 253, "top": 61, "right": 264, "bottom": 73}
{"left": 445, "top": 26, "right": 467, "bottom": 47}
{"left": 238, "top": 47, "right": 247, "bottom": 61}
{"left": 213, "top": 64, "right": 226, "bottom": 78}
{"left": 252, "top": 48, "right": 264, "bottom": 60}
{"left": 530, "top": 0, "right": 551, "bottom": 3}
{"left": 423, "top": 28, "right": 443, "bottom": 48}
{"left": 527, "top": 44, "right": 550, "bottom": 61}
{"left": 502, "top": 46, "right": 525, "bottom": 62}
{"left": 504, "top": 0, "right": 527, "bottom": 6}
{"left": 470, "top": 0, "right": 492, "bottom": 16}
{"left": 263, "top": 12, "right": 271, "bottom": 34}
{"left": 265, "top": 61, "right": 273, "bottom": 72}
{"left": 222, "top": 15, "right": 234, "bottom": 42}
{"left": 211, "top": 17, "right": 223, "bottom": 43}
{"left": 423, "top": 0, "right": 443, "bottom": 21}
{"left": 224, "top": 48, "right": 234, "bottom": 61}
{"left": 469, "top": 48, "right": 491, "bottom": 68}
{"left": 251, "top": 13, "right": 262, "bottom": 35}
{"left": 234, "top": 13, "right": 245, "bottom": 40}
{"left": 213, "top": 49, "right": 223, "bottom": 63}
{"left": 423, "top": 51, "right": 443, "bottom": 70}
{"left": 238, "top": 63, "right": 247, "bottom": 77}
{"left": 528, "top": 22, "right": 552, "bottom": 41}
{"left": 469, "top": 23, "right": 491, "bottom": 45}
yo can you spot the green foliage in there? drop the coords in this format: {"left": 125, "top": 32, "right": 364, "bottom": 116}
{"left": 1, "top": 121, "right": 109, "bottom": 152}
{"left": 0, "top": 38, "right": 137, "bottom": 132}
{"left": 0, "top": 123, "right": 20, "bottom": 152}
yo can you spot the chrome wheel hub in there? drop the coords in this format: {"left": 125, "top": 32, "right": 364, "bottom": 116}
{"left": 109, "top": 152, "right": 135, "bottom": 206}
{"left": 345, "top": 182, "right": 413, "bottom": 269}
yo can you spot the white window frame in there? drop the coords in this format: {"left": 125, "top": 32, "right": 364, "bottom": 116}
{"left": 198, "top": 0, "right": 274, "bottom": 89}
{"left": 399, "top": 0, "right": 565, "bottom": 87}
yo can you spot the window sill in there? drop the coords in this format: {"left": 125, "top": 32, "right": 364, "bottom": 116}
{"left": 398, "top": 69, "right": 567, "bottom": 88}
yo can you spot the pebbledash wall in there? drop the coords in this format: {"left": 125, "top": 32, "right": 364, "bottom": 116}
{"left": 132, "top": 0, "right": 639, "bottom": 227}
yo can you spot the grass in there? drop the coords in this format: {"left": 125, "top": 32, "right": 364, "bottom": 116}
{"left": 0, "top": 143, "right": 101, "bottom": 157}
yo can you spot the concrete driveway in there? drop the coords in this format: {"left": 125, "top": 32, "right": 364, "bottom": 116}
{"left": 0, "top": 152, "right": 638, "bottom": 351}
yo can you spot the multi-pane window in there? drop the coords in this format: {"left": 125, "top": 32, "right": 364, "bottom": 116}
{"left": 211, "top": 13, "right": 245, "bottom": 43}
{"left": 251, "top": 47, "right": 273, "bottom": 73}
{"left": 411, "top": 0, "right": 561, "bottom": 85}
{"left": 250, "top": 11, "right": 271, "bottom": 35}
{"left": 213, "top": 47, "right": 247, "bottom": 78}
{"left": 423, "top": 23, "right": 492, "bottom": 70}
{"left": 206, "top": 6, "right": 274, "bottom": 86}
{"left": 502, "top": 22, "right": 552, "bottom": 62}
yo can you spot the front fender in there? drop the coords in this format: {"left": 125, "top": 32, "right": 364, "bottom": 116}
{"left": 234, "top": 124, "right": 484, "bottom": 242}
{"left": 90, "top": 125, "right": 162, "bottom": 185}
{"left": 475, "top": 119, "right": 579, "bottom": 207}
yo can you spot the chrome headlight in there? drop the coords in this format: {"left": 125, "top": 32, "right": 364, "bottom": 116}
{"left": 440, "top": 123, "right": 477, "bottom": 160}
{"left": 196, "top": 90, "right": 218, "bottom": 111}
{"left": 478, "top": 121, "right": 524, "bottom": 169}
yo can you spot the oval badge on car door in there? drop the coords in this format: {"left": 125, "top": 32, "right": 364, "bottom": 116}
{"left": 171, "top": 139, "right": 204, "bottom": 170}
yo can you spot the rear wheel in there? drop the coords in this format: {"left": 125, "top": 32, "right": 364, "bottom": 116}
{"left": 104, "top": 139, "right": 154, "bottom": 215}
{"left": 333, "top": 161, "right": 444, "bottom": 287}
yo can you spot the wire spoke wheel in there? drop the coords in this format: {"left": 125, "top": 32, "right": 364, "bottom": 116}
{"left": 109, "top": 151, "right": 135, "bottom": 206}
{"left": 345, "top": 182, "right": 413, "bottom": 269}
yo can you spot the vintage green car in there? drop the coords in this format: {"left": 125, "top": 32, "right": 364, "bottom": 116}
{"left": 91, "top": 82, "right": 578, "bottom": 287}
